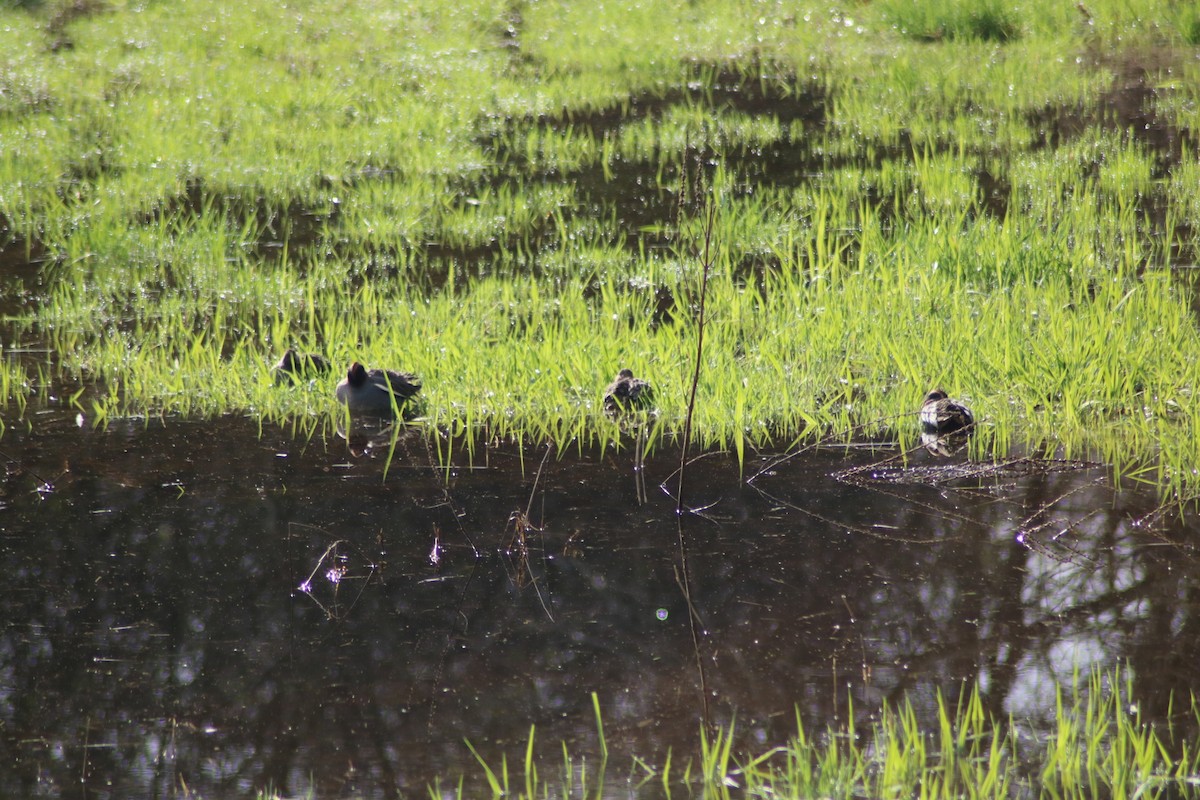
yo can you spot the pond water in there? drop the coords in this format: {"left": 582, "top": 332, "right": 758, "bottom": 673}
{"left": 1, "top": 410, "right": 1196, "bottom": 798}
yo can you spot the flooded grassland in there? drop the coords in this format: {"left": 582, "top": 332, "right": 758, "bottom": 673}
{"left": 3, "top": 0, "right": 1200, "bottom": 796}
{"left": 0, "top": 0, "right": 1198, "bottom": 479}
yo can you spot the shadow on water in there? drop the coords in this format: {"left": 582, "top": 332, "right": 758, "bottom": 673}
{"left": 1, "top": 413, "right": 1198, "bottom": 798}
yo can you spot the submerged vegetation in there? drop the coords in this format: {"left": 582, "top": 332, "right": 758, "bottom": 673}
{"left": 1, "top": 0, "right": 1200, "bottom": 487}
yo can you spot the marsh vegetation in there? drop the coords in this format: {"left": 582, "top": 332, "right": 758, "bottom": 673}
{"left": 2, "top": 0, "right": 1200, "bottom": 488}
{"left": 4, "top": 0, "right": 1200, "bottom": 796}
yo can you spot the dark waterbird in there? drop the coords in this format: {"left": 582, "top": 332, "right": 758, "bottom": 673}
{"left": 335, "top": 362, "right": 422, "bottom": 417}
{"left": 273, "top": 348, "right": 331, "bottom": 384}
{"left": 603, "top": 368, "right": 654, "bottom": 416}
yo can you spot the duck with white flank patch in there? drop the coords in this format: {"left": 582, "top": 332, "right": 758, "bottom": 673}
{"left": 920, "top": 389, "right": 974, "bottom": 456}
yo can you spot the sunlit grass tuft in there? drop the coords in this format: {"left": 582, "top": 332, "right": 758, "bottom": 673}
{"left": 878, "top": 0, "right": 1028, "bottom": 42}
{"left": 417, "top": 669, "right": 1200, "bottom": 799}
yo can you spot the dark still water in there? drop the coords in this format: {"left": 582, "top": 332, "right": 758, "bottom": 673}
{"left": 1, "top": 413, "right": 1196, "bottom": 798}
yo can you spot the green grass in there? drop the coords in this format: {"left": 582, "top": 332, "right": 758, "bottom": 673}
{"left": 562, "top": 677, "right": 1193, "bottom": 798}
{"left": 248, "top": 670, "right": 1200, "bottom": 799}
{"left": 2, "top": 0, "right": 1200, "bottom": 491}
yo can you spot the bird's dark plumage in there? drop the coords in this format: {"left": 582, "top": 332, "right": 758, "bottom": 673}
{"left": 274, "top": 348, "right": 331, "bottom": 384}
{"left": 603, "top": 368, "right": 654, "bottom": 416}
{"left": 336, "top": 362, "right": 421, "bottom": 417}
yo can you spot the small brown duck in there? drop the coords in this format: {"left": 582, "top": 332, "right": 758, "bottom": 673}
{"left": 920, "top": 389, "right": 974, "bottom": 435}
{"left": 335, "top": 362, "right": 421, "bottom": 417}
{"left": 603, "top": 368, "right": 654, "bottom": 416}
{"left": 273, "top": 348, "right": 331, "bottom": 384}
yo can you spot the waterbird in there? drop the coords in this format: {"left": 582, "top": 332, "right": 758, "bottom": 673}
{"left": 920, "top": 389, "right": 974, "bottom": 435}
{"left": 273, "top": 348, "right": 331, "bottom": 384}
{"left": 603, "top": 368, "right": 654, "bottom": 416}
{"left": 335, "top": 362, "right": 422, "bottom": 417}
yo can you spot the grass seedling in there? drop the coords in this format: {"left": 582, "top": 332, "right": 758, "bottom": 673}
{"left": 444, "top": 667, "right": 1200, "bottom": 798}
